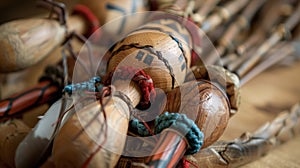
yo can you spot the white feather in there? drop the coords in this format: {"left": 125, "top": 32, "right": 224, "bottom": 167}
{"left": 15, "top": 98, "right": 73, "bottom": 168}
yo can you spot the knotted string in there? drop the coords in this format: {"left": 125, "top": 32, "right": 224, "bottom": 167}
{"left": 105, "top": 66, "right": 156, "bottom": 109}
{"left": 130, "top": 112, "right": 204, "bottom": 155}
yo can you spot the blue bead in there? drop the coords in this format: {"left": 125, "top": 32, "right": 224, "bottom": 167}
{"left": 90, "top": 76, "right": 101, "bottom": 83}
{"left": 88, "top": 83, "right": 94, "bottom": 90}
{"left": 81, "top": 82, "right": 88, "bottom": 89}
{"left": 64, "top": 85, "right": 72, "bottom": 93}
{"left": 75, "top": 83, "right": 81, "bottom": 89}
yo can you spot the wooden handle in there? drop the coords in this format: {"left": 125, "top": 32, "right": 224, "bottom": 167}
{"left": 51, "top": 80, "right": 141, "bottom": 167}
{"left": 52, "top": 98, "right": 130, "bottom": 167}
{"left": 146, "top": 130, "right": 187, "bottom": 168}
{"left": 0, "top": 15, "right": 87, "bottom": 73}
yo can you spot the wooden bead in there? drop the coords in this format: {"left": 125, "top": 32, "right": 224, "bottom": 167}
{"left": 107, "top": 18, "right": 192, "bottom": 92}
{"left": 164, "top": 80, "right": 230, "bottom": 147}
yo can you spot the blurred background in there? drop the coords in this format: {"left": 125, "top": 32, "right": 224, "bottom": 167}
{"left": 0, "top": 0, "right": 77, "bottom": 24}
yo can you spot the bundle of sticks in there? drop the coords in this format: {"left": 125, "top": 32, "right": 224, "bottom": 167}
{"left": 0, "top": 0, "right": 300, "bottom": 167}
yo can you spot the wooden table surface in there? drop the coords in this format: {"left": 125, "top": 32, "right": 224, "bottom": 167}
{"left": 221, "top": 61, "right": 300, "bottom": 167}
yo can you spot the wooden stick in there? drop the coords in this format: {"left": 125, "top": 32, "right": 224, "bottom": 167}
{"left": 226, "top": 48, "right": 256, "bottom": 72}
{"left": 0, "top": 81, "right": 59, "bottom": 118}
{"left": 205, "top": 0, "right": 267, "bottom": 64}
{"left": 241, "top": 40, "right": 300, "bottom": 85}
{"left": 236, "top": 2, "right": 300, "bottom": 77}
{"left": 236, "top": 0, "right": 295, "bottom": 55}
{"left": 188, "top": 102, "right": 300, "bottom": 167}
{"left": 146, "top": 130, "right": 187, "bottom": 168}
{"left": 194, "top": 0, "right": 221, "bottom": 23}
{"left": 221, "top": 53, "right": 238, "bottom": 66}
{"left": 201, "top": 0, "right": 250, "bottom": 33}
{"left": 0, "top": 56, "right": 78, "bottom": 119}
{"left": 226, "top": 24, "right": 300, "bottom": 86}
{"left": 221, "top": 0, "right": 299, "bottom": 75}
